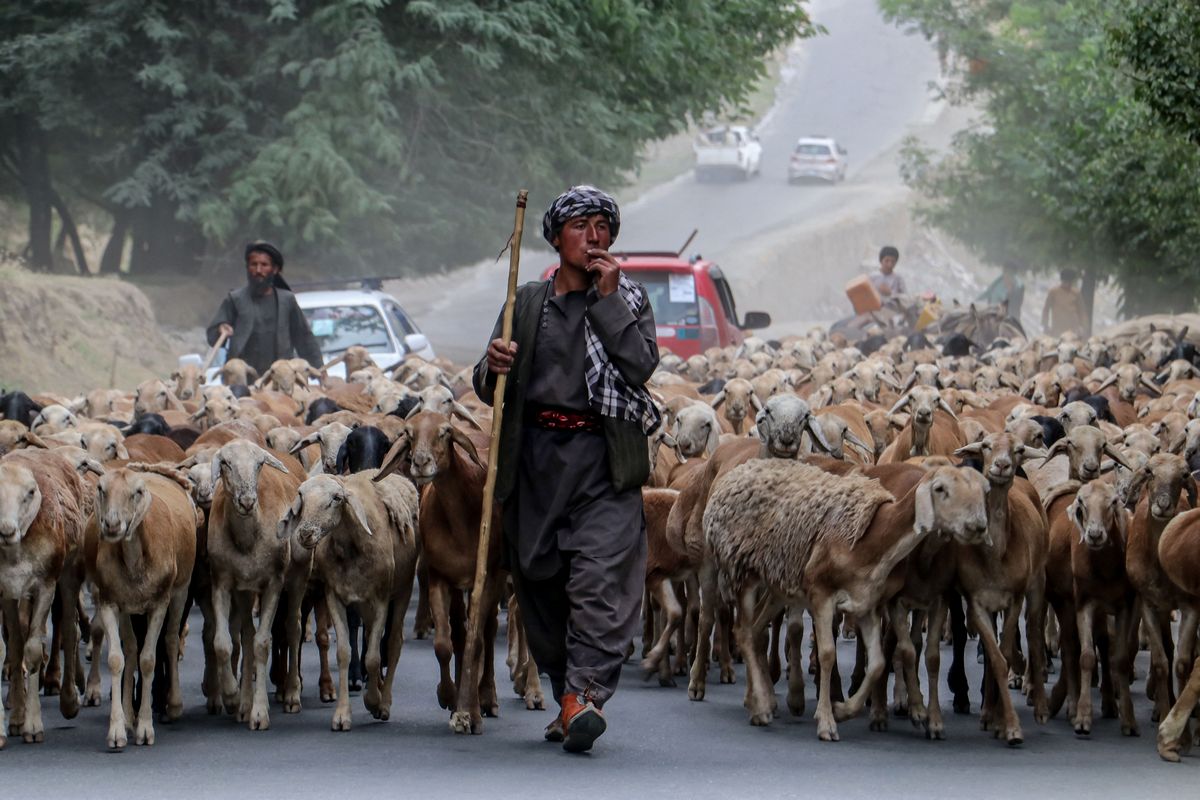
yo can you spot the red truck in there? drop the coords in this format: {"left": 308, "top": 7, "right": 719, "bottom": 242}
{"left": 540, "top": 252, "right": 770, "bottom": 358}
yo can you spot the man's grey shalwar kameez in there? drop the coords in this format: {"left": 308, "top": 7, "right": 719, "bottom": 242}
{"left": 475, "top": 283, "right": 658, "bottom": 706}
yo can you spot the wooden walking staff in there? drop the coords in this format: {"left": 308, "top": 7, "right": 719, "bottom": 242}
{"left": 451, "top": 189, "right": 528, "bottom": 735}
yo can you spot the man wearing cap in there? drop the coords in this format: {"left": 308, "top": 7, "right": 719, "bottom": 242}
{"left": 205, "top": 242, "right": 323, "bottom": 375}
{"left": 473, "top": 185, "right": 659, "bottom": 753}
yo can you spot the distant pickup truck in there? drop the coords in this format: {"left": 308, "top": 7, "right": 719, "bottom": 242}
{"left": 693, "top": 125, "right": 762, "bottom": 182}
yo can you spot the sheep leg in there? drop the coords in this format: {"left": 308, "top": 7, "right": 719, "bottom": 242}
{"left": 20, "top": 586, "right": 53, "bottom": 743}
{"left": 56, "top": 576, "right": 82, "bottom": 720}
{"left": 413, "top": 556, "right": 432, "bottom": 639}
{"left": 508, "top": 591, "right": 524, "bottom": 685}
{"left": 43, "top": 589, "right": 62, "bottom": 696}
{"left": 99, "top": 603, "right": 128, "bottom": 750}
{"left": 196, "top": 585, "right": 220, "bottom": 714}
{"left": 947, "top": 592, "right": 971, "bottom": 714}
{"left": 890, "top": 603, "right": 927, "bottom": 727}
{"left": 282, "top": 584, "right": 304, "bottom": 714}
{"left": 812, "top": 596, "right": 840, "bottom": 741}
{"left": 1074, "top": 601, "right": 1097, "bottom": 736}
{"left": 737, "top": 586, "right": 775, "bottom": 725}
{"left": 641, "top": 576, "right": 683, "bottom": 687}
{"left": 688, "top": 562, "right": 718, "bottom": 701}
{"left": 1023, "top": 584, "right": 1050, "bottom": 724}
{"left": 1174, "top": 605, "right": 1199, "bottom": 702}
{"left": 380, "top": 574, "right": 415, "bottom": 719}
{"left": 362, "top": 600, "right": 386, "bottom": 719}
{"left": 1113, "top": 604, "right": 1140, "bottom": 737}
{"left": 84, "top": 601, "right": 104, "bottom": 707}
{"left": 924, "top": 598, "right": 947, "bottom": 740}
{"left": 0, "top": 602, "right": 6, "bottom": 750}
{"left": 717, "top": 601, "right": 737, "bottom": 683}
{"left": 1048, "top": 598, "right": 1079, "bottom": 719}
{"left": 210, "top": 582, "right": 240, "bottom": 715}
{"left": 346, "top": 607, "right": 363, "bottom": 693}
{"left": 134, "top": 602, "right": 168, "bottom": 746}
{"left": 971, "top": 600, "right": 1022, "bottom": 745}
{"left": 429, "top": 578, "right": 457, "bottom": 710}
{"left": 450, "top": 577, "right": 499, "bottom": 734}
{"left": 328, "top": 593, "right": 353, "bottom": 731}
{"left": 640, "top": 585, "right": 655, "bottom": 661}
{"left": 1001, "top": 604, "right": 1022, "bottom": 689}
{"left": 833, "top": 609, "right": 883, "bottom": 723}
{"left": 680, "top": 574, "right": 699, "bottom": 677}
{"left": 1143, "top": 603, "right": 1174, "bottom": 725}
{"left": 785, "top": 607, "right": 806, "bottom": 717}
{"left": 768, "top": 610, "right": 784, "bottom": 686}
{"left": 237, "top": 594, "right": 257, "bottom": 722}
{"left": 4, "top": 598, "right": 27, "bottom": 736}
{"left": 313, "top": 597, "right": 334, "bottom": 703}
{"left": 478, "top": 582, "right": 501, "bottom": 718}
{"left": 162, "top": 588, "right": 187, "bottom": 723}
{"left": 120, "top": 615, "right": 137, "bottom": 725}
{"left": 249, "top": 584, "right": 282, "bottom": 731}
{"left": 1159, "top": 653, "right": 1200, "bottom": 762}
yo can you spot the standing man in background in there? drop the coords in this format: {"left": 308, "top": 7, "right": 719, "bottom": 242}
{"left": 979, "top": 260, "right": 1025, "bottom": 320}
{"left": 869, "top": 245, "right": 906, "bottom": 297}
{"left": 206, "top": 242, "right": 323, "bottom": 375}
{"left": 1041, "top": 268, "right": 1088, "bottom": 336}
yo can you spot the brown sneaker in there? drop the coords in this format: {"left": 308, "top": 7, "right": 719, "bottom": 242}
{"left": 561, "top": 693, "right": 606, "bottom": 753}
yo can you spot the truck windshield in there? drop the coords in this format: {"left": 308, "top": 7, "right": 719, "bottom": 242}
{"left": 638, "top": 271, "right": 700, "bottom": 326}
{"left": 302, "top": 305, "right": 392, "bottom": 355}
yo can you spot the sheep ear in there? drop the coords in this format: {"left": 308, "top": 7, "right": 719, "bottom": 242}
{"left": 374, "top": 433, "right": 411, "bottom": 482}
{"left": 705, "top": 424, "right": 720, "bottom": 457}
{"left": 1141, "top": 376, "right": 1162, "bottom": 397}
{"left": 451, "top": 402, "right": 483, "bottom": 431}
{"left": 17, "top": 432, "right": 50, "bottom": 450}
{"left": 116, "top": 443, "right": 130, "bottom": 460}
{"left": 1186, "top": 475, "right": 1197, "bottom": 509}
{"left": 913, "top": 479, "right": 935, "bottom": 536}
{"left": 937, "top": 398, "right": 959, "bottom": 420}
{"left": 710, "top": 390, "right": 726, "bottom": 410}
{"left": 954, "top": 443, "right": 983, "bottom": 457}
{"left": 1103, "top": 443, "right": 1133, "bottom": 473}
{"left": 1096, "top": 374, "right": 1118, "bottom": 392}
{"left": 1041, "top": 438, "right": 1068, "bottom": 464}
{"left": 805, "top": 416, "right": 838, "bottom": 456}
{"left": 209, "top": 453, "right": 225, "bottom": 488}
{"left": 288, "top": 432, "right": 320, "bottom": 455}
{"left": 450, "top": 426, "right": 485, "bottom": 470}
{"left": 277, "top": 495, "right": 302, "bottom": 540}
{"left": 1019, "top": 446, "right": 1048, "bottom": 462}
{"left": 404, "top": 399, "right": 424, "bottom": 419}
{"left": 261, "top": 451, "right": 289, "bottom": 474}
{"left": 888, "top": 391, "right": 913, "bottom": 415}
{"left": 343, "top": 492, "right": 373, "bottom": 537}
{"left": 843, "top": 430, "right": 873, "bottom": 459}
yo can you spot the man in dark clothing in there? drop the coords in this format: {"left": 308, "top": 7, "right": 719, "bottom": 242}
{"left": 206, "top": 242, "right": 323, "bottom": 375}
{"left": 473, "top": 185, "right": 659, "bottom": 753}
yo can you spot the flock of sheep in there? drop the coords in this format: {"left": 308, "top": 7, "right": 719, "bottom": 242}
{"left": 2, "top": 323, "right": 1200, "bottom": 763}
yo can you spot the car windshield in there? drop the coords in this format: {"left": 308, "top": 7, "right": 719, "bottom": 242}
{"left": 638, "top": 271, "right": 700, "bottom": 326}
{"left": 302, "top": 305, "right": 392, "bottom": 355}
{"left": 795, "top": 143, "right": 832, "bottom": 155}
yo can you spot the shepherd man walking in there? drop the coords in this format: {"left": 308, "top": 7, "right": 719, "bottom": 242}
{"left": 473, "top": 185, "right": 660, "bottom": 753}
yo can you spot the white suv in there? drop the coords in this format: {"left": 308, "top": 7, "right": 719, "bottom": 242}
{"left": 787, "top": 136, "right": 848, "bottom": 184}
{"left": 297, "top": 289, "right": 435, "bottom": 378}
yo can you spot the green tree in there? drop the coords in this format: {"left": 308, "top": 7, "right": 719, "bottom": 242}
{"left": 1111, "top": 1, "right": 1200, "bottom": 147}
{"left": 1, "top": 1, "right": 817, "bottom": 276}
{"left": 883, "top": 0, "right": 1200, "bottom": 320}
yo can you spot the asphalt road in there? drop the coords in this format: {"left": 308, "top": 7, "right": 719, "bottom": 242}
{"left": 4, "top": 601, "right": 1196, "bottom": 798}
{"left": 387, "top": 0, "right": 945, "bottom": 364}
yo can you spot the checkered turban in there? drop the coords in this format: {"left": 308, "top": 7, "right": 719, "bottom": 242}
{"left": 541, "top": 185, "right": 621, "bottom": 247}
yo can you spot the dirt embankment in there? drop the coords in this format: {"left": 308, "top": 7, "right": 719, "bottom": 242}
{"left": 0, "top": 261, "right": 178, "bottom": 395}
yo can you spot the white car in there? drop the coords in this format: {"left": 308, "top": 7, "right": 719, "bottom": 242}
{"left": 694, "top": 125, "right": 763, "bottom": 181}
{"left": 787, "top": 136, "right": 848, "bottom": 184}
{"left": 188, "top": 287, "right": 435, "bottom": 382}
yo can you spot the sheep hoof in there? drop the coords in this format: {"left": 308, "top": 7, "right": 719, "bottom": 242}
{"left": 83, "top": 688, "right": 102, "bottom": 707}
{"left": 687, "top": 681, "right": 706, "bottom": 702}
{"left": 376, "top": 706, "right": 390, "bottom": 722}
{"left": 748, "top": 711, "right": 772, "bottom": 727}
{"left": 320, "top": 688, "right": 336, "bottom": 703}
{"left": 22, "top": 728, "right": 44, "bottom": 744}
{"left": 60, "top": 692, "right": 80, "bottom": 720}
{"left": 1158, "top": 743, "right": 1182, "bottom": 763}
{"left": 908, "top": 704, "right": 928, "bottom": 727}
{"left": 1122, "top": 723, "right": 1140, "bottom": 737}
{"left": 924, "top": 721, "right": 945, "bottom": 740}
{"left": 331, "top": 710, "right": 352, "bottom": 731}
{"left": 436, "top": 682, "right": 457, "bottom": 710}
{"left": 107, "top": 724, "right": 127, "bottom": 751}
{"left": 657, "top": 675, "right": 677, "bottom": 688}
{"left": 720, "top": 667, "right": 736, "bottom": 685}
{"left": 1074, "top": 721, "right": 1091, "bottom": 737}
{"left": 283, "top": 698, "right": 301, "bottom": 714}
{"left": 135, "top": 721, "right": 155, "bottom": 746}
{"left": 817, "top": 721, "right": 840, "bottom": 742}
{"left": 449, "top": 710, "right": 481, "bottom": 735}
{"left": 524, "top": 691, "right": 545, "bottom": 710}
{"left": 249, "top": 707, "right": 270, "bottom": 731}
{"left": 0, "top": 734, "right": 6, "bottom": 750}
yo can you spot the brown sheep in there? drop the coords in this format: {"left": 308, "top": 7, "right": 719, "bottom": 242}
{"left": 0, "top": 448, "right": 88, "bottom": 746}
{"left": 879, "top": 386, "right": 964, "bottom": 462}
{"left": 84, "top": 464, "right": 197, "bottom": 749}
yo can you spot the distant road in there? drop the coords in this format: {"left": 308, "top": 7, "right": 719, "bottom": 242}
{"left": 389, "top": 0, "right": 942, "bottom": 363}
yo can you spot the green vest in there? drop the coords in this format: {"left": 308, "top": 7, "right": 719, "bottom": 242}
{"left": 491, "top": 280, "right": 650, "bottom": 502}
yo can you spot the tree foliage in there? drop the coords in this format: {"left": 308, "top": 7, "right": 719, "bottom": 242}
{"left": 1111, "top": 1, "right": 1200, "bottom": 147}
{"left": 0, "top": 1, "right": 816, "bottom": 275}
{"left": 882, "top": 0, "right": 1200, "bottom": 316}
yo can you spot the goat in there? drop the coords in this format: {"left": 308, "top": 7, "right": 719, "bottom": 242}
{"left": 880, "top": 386, "right": 964, "bottom": 462}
